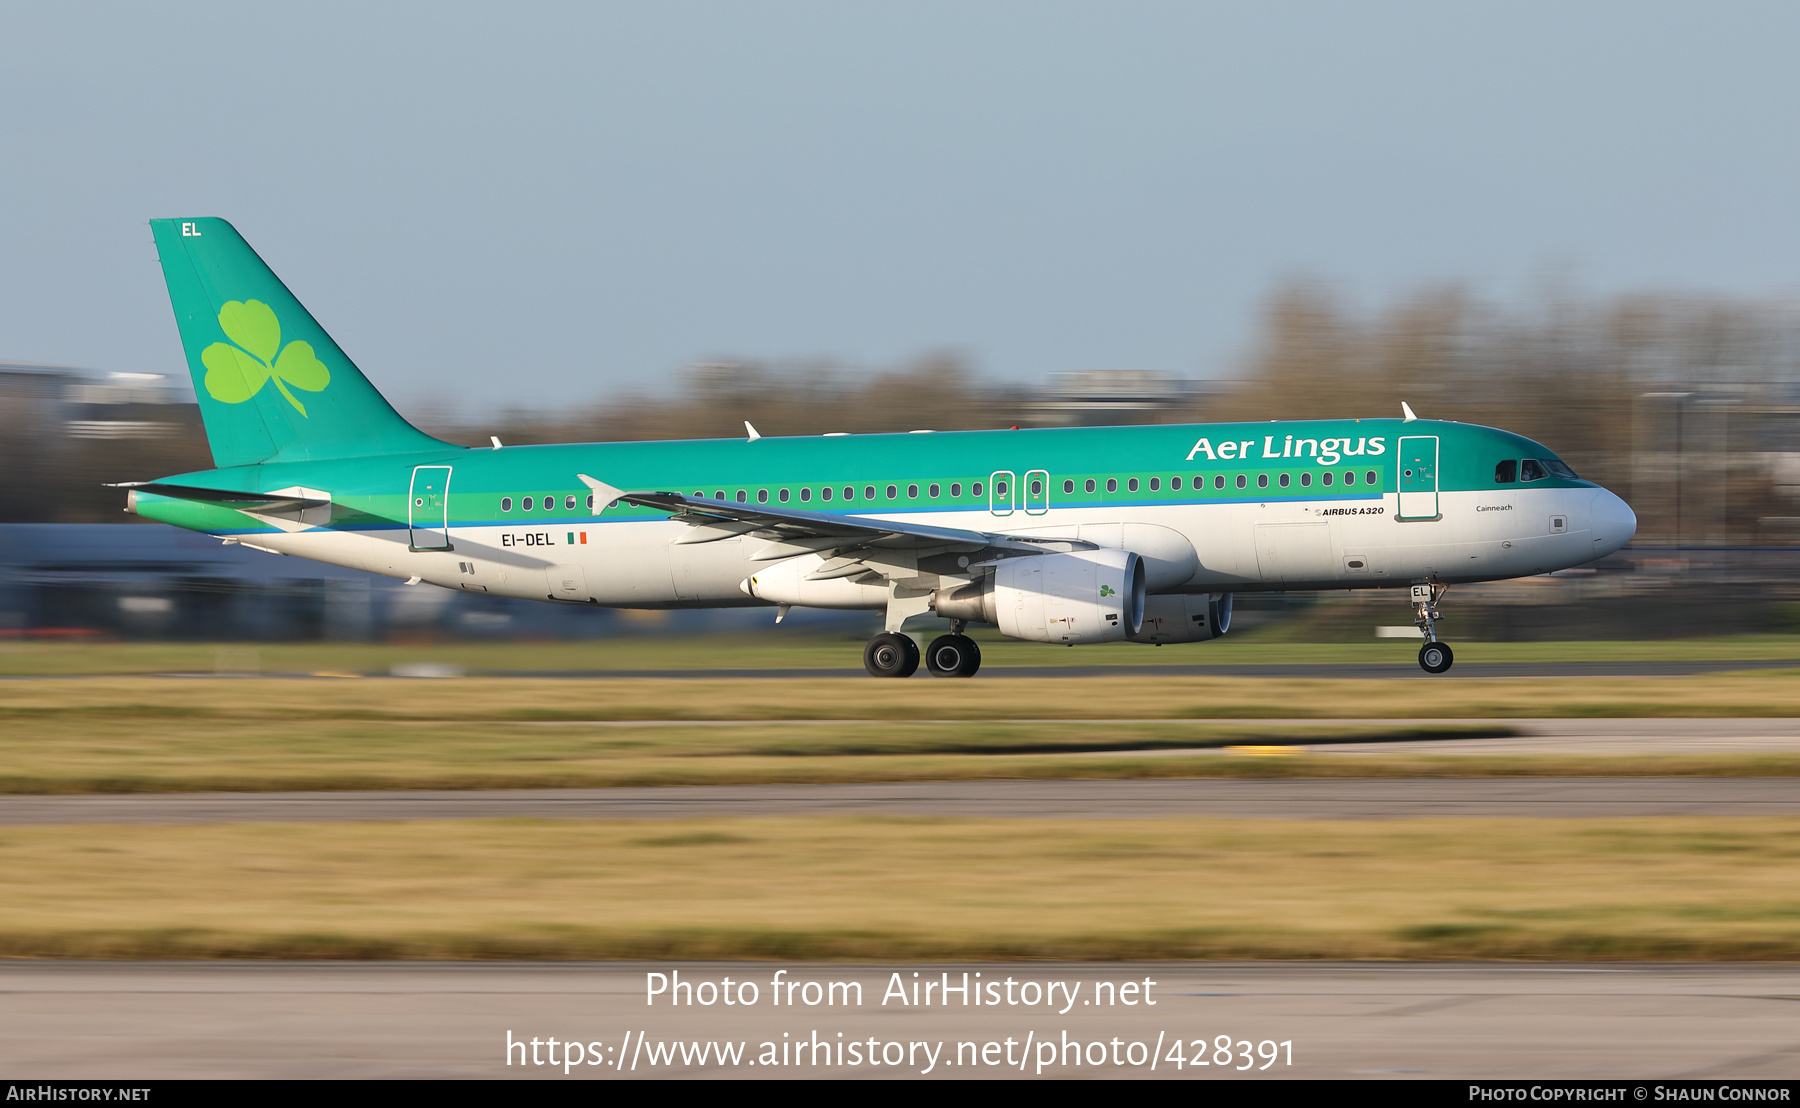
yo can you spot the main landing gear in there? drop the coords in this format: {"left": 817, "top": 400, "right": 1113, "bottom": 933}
{"left": 1411, "top": 582, "right": 1455, "bottom": 674}
{"left": 924, "top": 633, "right": 981, "bottom": 678}
{"left": 863, "top": 627, "right": 982, "bottom": 678}
{"left": 863, "top": 632, "right": 919, "bottom": 678}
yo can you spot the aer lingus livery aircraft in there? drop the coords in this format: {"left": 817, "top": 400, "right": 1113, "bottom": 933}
{"left": 122, "top": 218, "right": 1636, "bottom": 676}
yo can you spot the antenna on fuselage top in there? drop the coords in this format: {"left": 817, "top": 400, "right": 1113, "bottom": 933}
{"left": 1401, "top": 402, "right": 1419, "bottom": 422}
{"left": 490, "top": 436, "right": 503, "bottom": 449}
{"left": 745, "top": 421, "right": 762, "bottom": 441}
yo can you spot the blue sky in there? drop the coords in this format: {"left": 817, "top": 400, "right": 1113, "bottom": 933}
{"left": 3, "top": 2, "right": 1798, "bottom": 415}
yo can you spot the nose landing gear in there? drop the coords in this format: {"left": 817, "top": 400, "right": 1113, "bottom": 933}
{"left": 1411, "top": 582, "right": 1455, "bottom": 674}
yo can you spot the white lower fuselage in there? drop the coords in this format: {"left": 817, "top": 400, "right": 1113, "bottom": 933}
{"left": 227, "top": 484, "right": 1632, "bottom": 609}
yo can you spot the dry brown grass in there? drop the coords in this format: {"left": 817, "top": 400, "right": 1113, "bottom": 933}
{"left": 3, "top": 815, "right": 1798, "bottom": 960}
{"left": 1, "top": 676, "right": 1798, "bottom": 792}
{"left": 5, "top": 671, "right": 1800, "bottom": 722}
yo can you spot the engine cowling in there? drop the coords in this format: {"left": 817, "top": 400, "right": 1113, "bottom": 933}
{"left": 1127, "top": 592, "right": 1233, "bottom": 644}
{"left": 936, "top": 549, "right": 1146, "bottom": 644}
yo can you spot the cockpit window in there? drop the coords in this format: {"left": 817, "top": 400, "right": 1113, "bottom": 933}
{"left": 1519, "top": 459, "right": 1548, "bottom": 482}
{"left": 1494, "top": 459, "right": 1517, "bottom": 484}
{"left": 1542, "top": 458, "right": 1579, "bottom": 479}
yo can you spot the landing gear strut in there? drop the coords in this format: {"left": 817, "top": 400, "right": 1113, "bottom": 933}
{"left": 1411, "top": 582, "right": 1454, "bottom": 674}
{"left": 864, "top": 632, "right": 920, "bottom": 678}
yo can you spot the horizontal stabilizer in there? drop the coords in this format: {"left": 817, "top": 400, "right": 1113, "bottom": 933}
{"left": 109, "top": 481, "right": 330, "bottom": 510}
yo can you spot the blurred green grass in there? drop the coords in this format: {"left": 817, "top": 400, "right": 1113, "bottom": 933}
{"left": 3, "top": 814, "right": 1798, "bottom": 960}
{"left": 4, "top": 632, "right": 1800, "bottom": 676}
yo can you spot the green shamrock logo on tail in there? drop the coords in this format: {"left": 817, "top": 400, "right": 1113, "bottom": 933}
{"left": 201, "top": 300, "right": 330, "bottom": 416}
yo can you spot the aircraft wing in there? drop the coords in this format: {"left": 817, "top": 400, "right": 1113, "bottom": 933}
{"left": 576, "top": 474, "right": 1049, "bottom": 565}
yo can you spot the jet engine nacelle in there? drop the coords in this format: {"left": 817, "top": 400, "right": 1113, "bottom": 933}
{"left": 936, "top": 549, "right": 1146, "bottom": 644}
{"left": 1127, "top": 592, "right": 1233, "bottom": 644}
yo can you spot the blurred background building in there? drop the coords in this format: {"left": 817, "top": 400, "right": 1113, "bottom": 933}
{"left": 7, "top": 282, "right": 1800, "bottom": 643}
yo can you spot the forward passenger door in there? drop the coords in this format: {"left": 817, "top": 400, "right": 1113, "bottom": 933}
{"left": 1396, "top": 436, "right": 1440, "bottom": 521}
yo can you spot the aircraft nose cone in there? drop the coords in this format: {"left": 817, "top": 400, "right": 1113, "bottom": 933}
{"left": 1590, "top": 490, "right": 1636, "bottom": 557}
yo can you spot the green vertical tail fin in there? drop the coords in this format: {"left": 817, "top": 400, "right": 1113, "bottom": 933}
{"left": 150, "top": 217, "right": 455, "bottom": 468}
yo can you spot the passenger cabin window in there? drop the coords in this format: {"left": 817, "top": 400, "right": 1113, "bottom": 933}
{"left": 865, "top": 486, "right": 876, "bottom": 500}
{"left": 1063, "top": 479, "right": 1075, "bottom": 494}
{"left": 972, "top": 481, "right": 983, "bottom": 497}
{"left": 844, "top": 487, "right": 855, "bottom": 500}
{"left": 887, "top": 484, "right": 899, "bottom": 499}
{"left": 1278, "top": 473, "right": 1290, "bottom": 488}
{"left": 778, "top": 489, "right": 789, "bottom": 502}
{"left": 821, "top": 486, "right": 832, "bottom": 500}
{"left": 1364, "top": 470, "right": 1377, "bottom": 485}
{"left": 1235, "top": 474, "right": 1245, "bottom": 489}
{"left": 950, "top": 483, "right": 961, "bottom": 497}
{"left": 501, "top": 497, "right": 513, "bottom": 512}
{"left": 1105, "top": 479, "right": 1117, "bottom": 493}
{"left": 1030, "top": 478, "right": 1042, "bottom": 496}
{"left": 586, "top": 495, "right": 595, "bottom": 508}
{"left": 523, "top": 496, "right": 534, "bottom": 510}
{"left": 1495, "top": 459, "right": 1518, "bottom": 483}
{"left": 1258, "top": 474, "right": 1269, "bottom": 489}
{"left": 929, "top": 483, "right": 940, "bottom": 497}
{"left": 758, "top": 489, "right": 770, "bottom": 503}
{"left": 1342, "top": 471, "right": 1354, "bottom": 485}
{"left": 715, "top": 491, "right": 725, "bottom": 500}
{"left": 1085, "top": 479, "right": 1097, "bottom": 493}
{"left": 907, "top": 484, "right": 918, "bottom": 498}
{"left": 993, "top": 480, "right": 1007, "bottom": 497}
{"left": 1300, "top": 472, "right": 1311, "bottom": 487}
{"left": 1321, "top": 472, "right": 1332, "bottom": 486}
{"left": 1519, "top": 459, "right": 1548, "bottom": 482}
{"left": 736, "top": 490, "right": 747, "bottom": 503}
{"left": 1127, "top": 478, "right": 1138, "bottom": 492}
{"left": 799, "top": 488, "right": 810, "bottom": 502}
{"left": 1149, "top": 477, "right": 1159, "bottom": 491}
{"left": 565, "top": 495, "right": 576, "bottom": 509}
{"left": 1172, "top": 477, "right": 1182, "bottom": 490}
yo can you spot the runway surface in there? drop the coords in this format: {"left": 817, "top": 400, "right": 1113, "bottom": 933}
{"left": 474, "top": 659, "right": 1800, "bottom": 680}
{"left": 27, "top": 658, "right": 1792, "bottom": 681}
{"left": 4, "top": 776, "right": 1799, "bottom": 825}
{"left": 3, "top": 961, "right": 1796, "bottom": 1078}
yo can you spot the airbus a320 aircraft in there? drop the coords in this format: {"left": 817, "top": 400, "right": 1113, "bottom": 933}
{"left": 122, "top": 218, "right": 1636, "bottom": 676}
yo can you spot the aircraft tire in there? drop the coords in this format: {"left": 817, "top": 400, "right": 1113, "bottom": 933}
{"left": 1418, "top": 641, "right": 1454, "bottom": 674}
{"left": 958, "top": 637, "right": 981, "bottom": 677}
{"left": 865, "top": 632, "right": 920, "bottom": 678}
{"left": 925, "top": 634, "right": 980, "bottom": 678}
